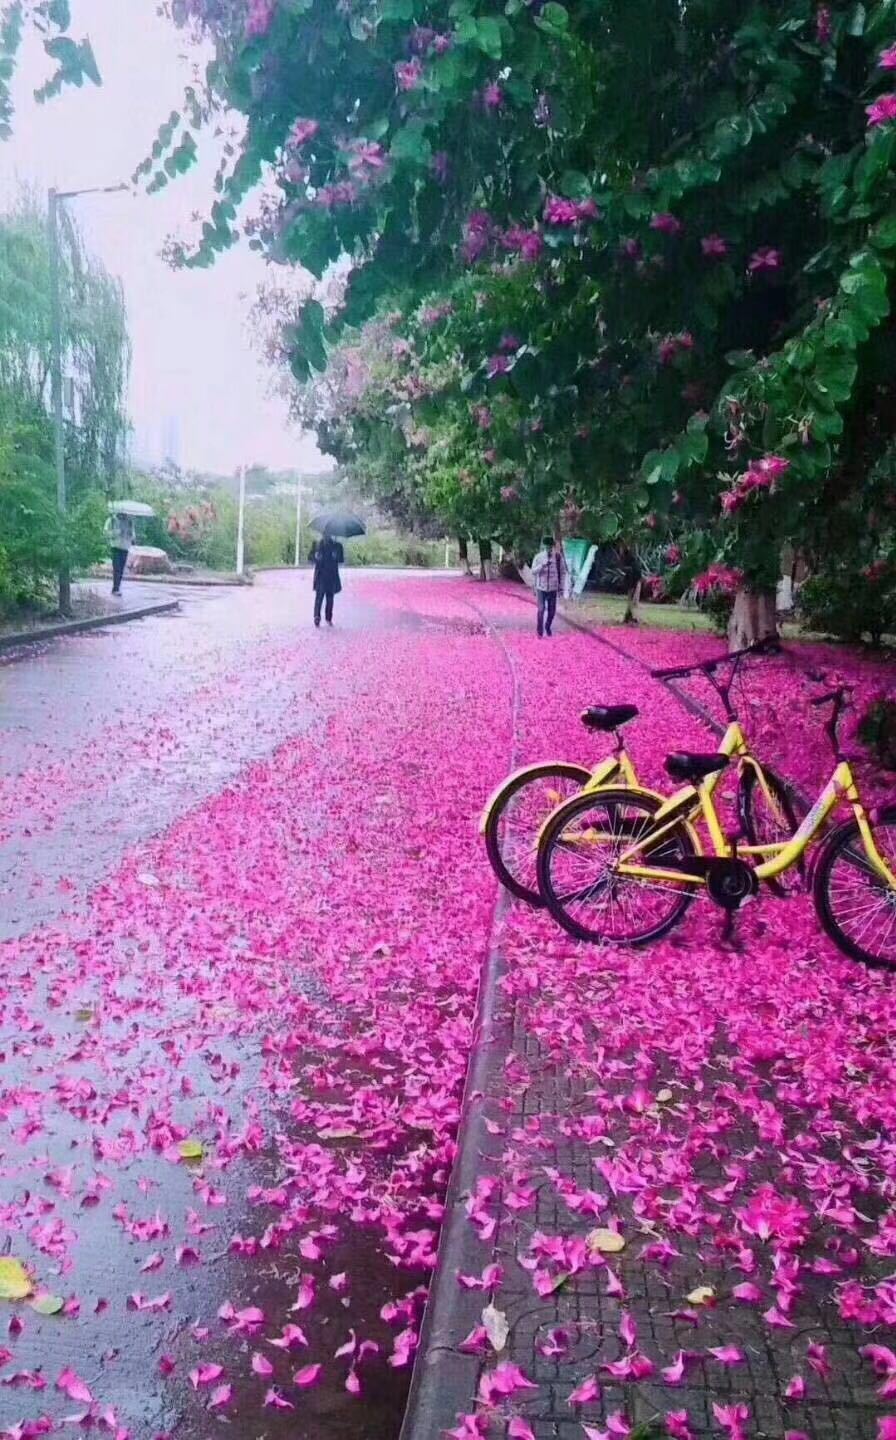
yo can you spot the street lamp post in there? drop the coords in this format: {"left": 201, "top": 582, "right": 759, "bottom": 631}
{"left": 47, "top": 182, "right": 128, "bottom": 615}
{"left": 293, "top": 475, "right": 303, "bottom": 566}
{"left": 236, "top": 465, "right": 247, "bottom": 577}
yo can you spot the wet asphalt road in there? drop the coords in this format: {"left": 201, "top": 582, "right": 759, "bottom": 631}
{"left": 0, "top": 573, "right": 430, "bottom": 938}
{"left": 0, "top": 569, "right": 476, "bottom": 1440}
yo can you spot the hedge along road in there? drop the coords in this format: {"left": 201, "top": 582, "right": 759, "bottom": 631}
{"left": 0, "top": 569, "right": 519, "bottom": 1440}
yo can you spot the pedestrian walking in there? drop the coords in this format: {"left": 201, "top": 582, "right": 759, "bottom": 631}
{"left": 531, "top": 535, "right": 568, "bottom": 637}
{"left": 309, "top": 531, "right": 344, "bottom": 626}
{"left": 104, "top": 510, "right": 136, "bottom": 596}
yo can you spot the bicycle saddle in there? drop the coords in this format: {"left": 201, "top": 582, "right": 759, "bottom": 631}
{"left": 665, "top": 751, "right": 729, "bottom": 782}
{"left": 581, "top": 704, "right": 639, "bottom": 732}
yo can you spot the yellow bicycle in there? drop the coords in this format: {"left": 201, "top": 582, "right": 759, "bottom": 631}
{"left": 537, "top": 682, "right": 896, "bottom": 969}
{"left": 481, "top": 640, "right": 799, "bottom": 907}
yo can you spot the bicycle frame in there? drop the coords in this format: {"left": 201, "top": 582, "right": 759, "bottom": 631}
{"left": 616, "top": 758, "right": 896, "bottom": 890}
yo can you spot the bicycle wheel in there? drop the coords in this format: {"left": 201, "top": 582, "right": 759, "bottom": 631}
{"left": 814, "top": 808, "right": 896, "bottom": 970}
{"left": 738, "top": 763, "right": 803, "bottom": 898}
{"left": 483, "top": 763, "right": 592, "bottom": 906}
{"left": 537, "top": 787, "right": 698, "bottom": 945}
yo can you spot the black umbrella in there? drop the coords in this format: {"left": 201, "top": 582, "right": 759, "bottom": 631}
{"left": 310, "top": 509, "right": 366, "bottom": 539}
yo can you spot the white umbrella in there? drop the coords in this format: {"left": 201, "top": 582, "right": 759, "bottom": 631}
{"left": 108, "top": 500, "right": 155, "bottom": 518}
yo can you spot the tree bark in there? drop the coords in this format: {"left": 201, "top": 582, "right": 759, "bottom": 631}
{"left": 623, "top": 579, "right": 641, "bottom": 624}
{"left": 727, "top": 587, "right": 778, "bottom": 651}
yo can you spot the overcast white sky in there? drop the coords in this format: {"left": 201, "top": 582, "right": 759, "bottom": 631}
{"left": 0, "top": 0, "right": 330, "bottom": 475}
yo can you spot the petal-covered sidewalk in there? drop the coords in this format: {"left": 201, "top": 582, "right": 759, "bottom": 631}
{"left": 405, "top": 583, "right": 896, "bottom": 1440}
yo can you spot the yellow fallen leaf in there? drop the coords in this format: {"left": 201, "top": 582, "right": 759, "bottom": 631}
{"left": 0, "top": 1259, "right": 33, "bottom": 1301}
{"left": 686, "top": 1285, "right": 715, "bottom": 1306}
{"left": 587, "top": 1228, "right": 626, "bottom": 1254}
{"left": 74, "top": 1009, "right": 94, "bottom": 1023}
{"left": 178, "top": 1139, "right": 204, "bottom": 1162}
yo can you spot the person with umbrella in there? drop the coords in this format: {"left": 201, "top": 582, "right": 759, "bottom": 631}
{"left": 308, "top": 511, "right": 363, "bottom": 626}
{"left": 104, "top": 500, "right": 154, "bottom": 596}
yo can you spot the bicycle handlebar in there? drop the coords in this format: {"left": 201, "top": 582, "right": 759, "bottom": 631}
{"left": 649, "top": 635, "right": 780, "bottom": 683}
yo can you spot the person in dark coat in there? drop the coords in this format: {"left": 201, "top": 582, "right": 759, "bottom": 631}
{"left": 309, "top": 531, "right": 344, "bottom": 626}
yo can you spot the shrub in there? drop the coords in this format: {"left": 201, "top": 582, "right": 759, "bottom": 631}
{"left": 800, "top": 563, "right": 896, "bottom": 645}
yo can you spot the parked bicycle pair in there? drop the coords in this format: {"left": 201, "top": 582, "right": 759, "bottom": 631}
{"left": 481, "top": 641, "right": 896, "bottom": 970}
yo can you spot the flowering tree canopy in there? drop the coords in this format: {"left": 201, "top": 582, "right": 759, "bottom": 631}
{"left": 14, "top": 0, "right": 896, "bottom": 623}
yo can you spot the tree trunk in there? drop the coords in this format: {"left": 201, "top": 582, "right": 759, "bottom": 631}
{"left": 623, "top": 579, "right": 641, "bottom": 624}
{"left": 727, "top": 587, "right": 778, "bottom": 651}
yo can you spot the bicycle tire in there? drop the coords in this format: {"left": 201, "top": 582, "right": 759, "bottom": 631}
{"left": 738, "top": 763, "right": 804, "bottom": 898}
{"left": 537, "top": 786, "right": 698, "bottom": 945}
{"left": 813, "top": 807, "right": 896, "bottom": 970}
{"left": 483, "top": 762, "right": 592, "bottom": 906}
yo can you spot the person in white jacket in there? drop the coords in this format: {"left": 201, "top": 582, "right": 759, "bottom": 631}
{"left": 104, "top": 511, "right": 136, "bottom": 595}
{"left": 531, "top": 535, "right": 568, "bottom": 637}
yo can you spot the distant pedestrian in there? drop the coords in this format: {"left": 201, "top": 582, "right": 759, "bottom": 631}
{"left": 531, "top": 535, "right": 568, "bottom": 637}
{"left": 105, "top": 511, "right": 136, "bottom": 596}
{"left": 309, "top": 531, "right": 344, "bottom": 626}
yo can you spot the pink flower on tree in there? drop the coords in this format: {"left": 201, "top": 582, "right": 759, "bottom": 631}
{"left": 483, "top": 82, "right": 503, "bottom": 109}
{"left": 544, "top": 196, "right": 601, "bottom": 225}
{"left": 621, "top": 237, "right": 643, "bottom": 260}
{"left": 500, "top": 485, "right": 520, "bottom": 503}
{"left": 395, "top": 59, "right": 423, "bottom": 91}
{"left": 701, "top": 233, "right": 728, "bottom": 258}
{"left": 816, "top": 6, "right": 833, "bottom": 44}
{"left": 487, "top": 354, "right": 511, "bottom": 378}
{"left": 667, "top": 544, "right": 682, "bottom": 564}
{"left": 502, "top": 226, "right": 543, "bottom": 262}
{"left": 473, "top": 405, "right": 492, "bottom": 430}
{"left": 749, "top": 246, "right": 782, "bottom": 273}
{"left": 245, "top": 0, "right": 275, "bottom": 36}
{"left": 650, "top": 211, "right": 683, "bottom": 235}
{"left": 349, "top": 140, "right": 387, "bottom": 172}
{"left": 867, "top": 94, "right": 896, "bottom": 126}
{"left": 289, "top": 118, "right": 319, "bottom": 147}
{"left": 544, "top": 196, "right": 579, "bottom": 225}
{"left": 462, "top": 211, "right": 493, "bottom": 263}
{"left": 879, "top": 44, "right": 896, "bottom": 68}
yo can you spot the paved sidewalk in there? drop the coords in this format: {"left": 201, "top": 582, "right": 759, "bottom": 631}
{"left": 404, "top": 608, "right": 896, "bottom": 1440}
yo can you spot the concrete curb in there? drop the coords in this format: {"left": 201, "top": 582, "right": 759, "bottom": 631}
{"left": 0, "top": 599, "right": 180, "bottom": 653}
{"left": 399, "top": 901, "right": 510, "bottom": 1440}
{"left": 401, "top": 596, "right": 523, "bottom": 1440}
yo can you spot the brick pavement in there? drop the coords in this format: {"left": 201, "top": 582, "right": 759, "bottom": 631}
{"left": 404, "top": 618, "right": 895, "bottom": 1440}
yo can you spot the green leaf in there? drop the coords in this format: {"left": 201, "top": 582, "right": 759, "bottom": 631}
{"left": 475, "top": 16, "right": 503, "bottom": 58}
{"left": 596, "top": 510, "right": 620, "bottom": 540}
{"left": 847, "top": 2, "right": 866, "bottom": 35}
{"left": 541, "top": 1, "right": 568, "bottom": 25}
{"left": 30, "top": 1294, "right": 64, "bottom": 1316}
{"left": 178, "top": 1138, "right": 205, "bottom": 1162}
{"left": 641, "top": 449, "right": 664, "bottom": 485}
{"left": 390, "top": 122, "right": 432, "bottom": 166}
{"left": 871, "top": 213, "right": 896, "bottom": 250}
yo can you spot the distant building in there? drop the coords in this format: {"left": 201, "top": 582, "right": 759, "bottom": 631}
{"left": 161, "top": 416, "right": 181, "bottom": 469}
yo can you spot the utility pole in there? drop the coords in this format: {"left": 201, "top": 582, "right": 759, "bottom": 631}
{"left": 293, "top": 474, "right": 303, "bottom": 566}
{"left": 236, "top": 465, "right": 246, "bottom": 577}
{"left": 47, "top": 189, "right": 69, "bottom": 614}
{"left": 47, "top": 182, "right": 129, "bottom": 615}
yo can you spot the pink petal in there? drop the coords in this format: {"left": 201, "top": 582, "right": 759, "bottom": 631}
{"left": 251, "top": 1352, "right": 274, "bottom": 1377}
{"left": 293, "top": 1364, "right": 322, "bottom": 1388}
